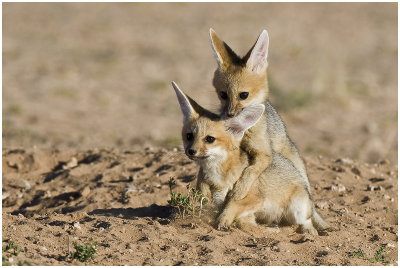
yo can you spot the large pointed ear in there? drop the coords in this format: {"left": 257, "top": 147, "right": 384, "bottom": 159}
{"left": 245, "top": 30, "right": 269, "bottom": 74}
{"left": 225, "top": 104, "right": 265, "bottom": 140}
{"left": 209, "top": 28, "right": 241, "bottom": 69}
{"left": 171, "top": 81, "right": 197, "bottom": 124}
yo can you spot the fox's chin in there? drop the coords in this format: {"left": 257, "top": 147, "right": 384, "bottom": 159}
{"left": 187, "top": 155, "right": 208, "bottom": 161}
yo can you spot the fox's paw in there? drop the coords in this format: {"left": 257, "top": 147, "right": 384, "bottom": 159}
{"left": 321, "top": 225, "right": 338, "bottom": 232}
{"left": 217, "top": 213, "right": 233, "bottom": 231}
{"left": 298, "top": 224, "right": 318, "bottom": 236}
{"left": 305, "top": 227, "right": 318, "bottom": 236}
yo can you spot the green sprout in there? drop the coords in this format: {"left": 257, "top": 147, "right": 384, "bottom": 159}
{"left": 70, "top": 241, "right": 97, "bottom": 262}
{"left": 168, "top": 178, "right": 208, "bottom": 219}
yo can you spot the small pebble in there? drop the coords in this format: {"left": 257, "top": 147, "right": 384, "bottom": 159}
{"left": 351, "top": 167, "right": 361, "bottom": 176}
{"left": 361, "top": 196, "right": 370, "bottom": 204}
{"left": 81, "top": 186, "right": 91, "bottom": 197}
{"left": 126, "top": 183, "right": 137, "bottom": 193}
{"left": 331, "top": 166, "right": 345, "bottom": 172}
{"left": 22, "top": 179, "right": 31, "bottom": 190}
{"left": 379, "top": 159, "right": 390, "bottom": 165}
{"left": 271, "top": 245, "right": 280, "bottom": 252}
{"left": 330, "top": 184, "right": 346, "bottom": 192}
{"left": 369, "top": 234, "right": 379, "bottom": 242}
{"left": 63, "top": 157, "right": 78, "bottom": 169}
{"left": 73, "top": 222, "right": 81, "bottom": 230}
{"left": 335, "top": 158, "right": 352, "bottom": 164}
{"left": 367, "top": 185, "right": 384, "bottom": 191}
{"left": 2, "top": 192, "right": 10, "bottom": 200}
{"left": 315, "top": 201, "right": 330, "bottom": 209}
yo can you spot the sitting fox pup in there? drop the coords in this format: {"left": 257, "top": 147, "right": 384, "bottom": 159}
{"left": 172, "top": 81, "right": 329, "bottom": 234}
{"left": 208, "top": 29, "right": 312, "bottom": 206}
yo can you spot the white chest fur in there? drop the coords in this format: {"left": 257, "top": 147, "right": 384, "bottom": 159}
{"left": 199, "top": 146, "right": 227, "bottom": 186}
{"left": 197, "top": 147, "right": 234, "bottom": 206}
{"left": 200, "top": 160, "right": 224, "bottom": 187}
{"left": 200, "top": 164, "right": 229, "bottom": 207}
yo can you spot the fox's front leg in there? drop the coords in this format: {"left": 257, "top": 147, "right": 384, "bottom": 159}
{"left": 196, "top": 168, "right": 211, "bottom": 199}
{"left": 229, "top": 152, "right": 271, "bottom": 201}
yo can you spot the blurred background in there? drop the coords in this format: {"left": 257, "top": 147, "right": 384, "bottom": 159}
{"left": 3, "top": 3, "right": 397, "bottom": 163}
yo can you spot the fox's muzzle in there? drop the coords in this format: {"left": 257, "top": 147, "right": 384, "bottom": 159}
{"left": 226, "top": 112, "right": 235, "bottom": 118}
{"left": 186, "top": 148, "right": 196, "bottom": 156}
{"left": 226, "top": 105, "right": 242, "bottom": 118}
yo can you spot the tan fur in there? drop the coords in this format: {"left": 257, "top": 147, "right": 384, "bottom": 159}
{"left": 187, "top": 111, "right": 321, "bottom": 234}
{"left": 213, "top": 67, "right": 268, "bottom": 117}
{"left": 209, "top": 29, "right": 315, "bottom": 205}
{"left": 171, "top": 82, "right": 330, "bottom": 234}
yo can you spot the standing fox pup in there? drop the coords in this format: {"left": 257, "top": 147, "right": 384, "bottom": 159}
{"left": 171, "top": 82, "right": 329, "bottom": 234}
{"left": 209, "top": 28, "right": 312, "bottom": 204}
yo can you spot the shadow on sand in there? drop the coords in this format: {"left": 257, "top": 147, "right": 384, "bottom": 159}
{"left": 88, "top": 204, "right": 174, "bottom": 219}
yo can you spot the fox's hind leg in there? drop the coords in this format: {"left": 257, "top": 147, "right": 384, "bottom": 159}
{"left": 237, "top": 213, "right": 256, "bottom": 226}
{"left": 217, "top": 189, "right": 262, "bottom": 230}
{"left": 287, "top": 191, "right": 318, "bottom": 235}
{"left": 280, "top": 139, "right": 310, "bottom": 189}
{"left": 298, "top": 219, "right": 318, "bottom": 235}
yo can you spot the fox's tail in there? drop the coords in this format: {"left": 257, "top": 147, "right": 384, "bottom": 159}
{"left": 311, "top": 208, "right": 332, "bottom": 231}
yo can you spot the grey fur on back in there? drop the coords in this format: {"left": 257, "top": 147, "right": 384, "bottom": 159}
{"left": 265, "top": 100, "right": 287, "bottom": 146}
{"left": 264, "top": 100, "right": 311, "bottom": 193}
{"left": 259, "top": 152, "right": 303, "bottom": 185}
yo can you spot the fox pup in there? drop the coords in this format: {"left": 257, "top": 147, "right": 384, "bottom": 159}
{"left": 209, "top": 29, "right": 311, "bottom": 202}
{"left": 171, "top": 81, "right": 329, "bottom": 234}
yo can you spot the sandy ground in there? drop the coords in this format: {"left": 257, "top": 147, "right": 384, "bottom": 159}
{"left": 2, "top": 2, "right": 398, "bottom": 266}
{"left": 2, "top": 147, "right": 398, "bottom": 265}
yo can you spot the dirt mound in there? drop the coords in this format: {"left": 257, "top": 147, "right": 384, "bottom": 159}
{"left": 2, "top": 147, "right": 398, "bottom": 265}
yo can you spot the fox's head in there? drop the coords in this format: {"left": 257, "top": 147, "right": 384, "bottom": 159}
{"left": 209, "top": 29, "right": 269, "bottom": 118}
{"left": 171, "top": 81, "right": 264, "bottom": 162}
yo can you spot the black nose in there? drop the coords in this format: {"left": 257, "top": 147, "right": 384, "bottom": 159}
{"left": 227, "top": 113, "right": 234, "bottom": 118}
{"left": 187, "top": 149, "right": 196, "bottom": 156}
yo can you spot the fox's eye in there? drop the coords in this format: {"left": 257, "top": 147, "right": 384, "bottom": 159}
{"left": 220, "top": 91, "right": 228, "bottom": 100}
{"left": 239, "top": 92, "right": 249, "bottom": 100}
{"left": 186, "top": 133, "right": 194, "bottom": 141}
{"left": 205, "top": 136, "right": 215, "bottom": 143}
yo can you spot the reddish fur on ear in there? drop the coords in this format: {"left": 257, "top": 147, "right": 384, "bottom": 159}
{"left": 209, "top": 28, "right": 242, "bottom": 69}
{"left": 172, "top": 81, "right": 219, "bottom": 122}
{"left": 172, "top": 81, "right": 194, "bottom": 122}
